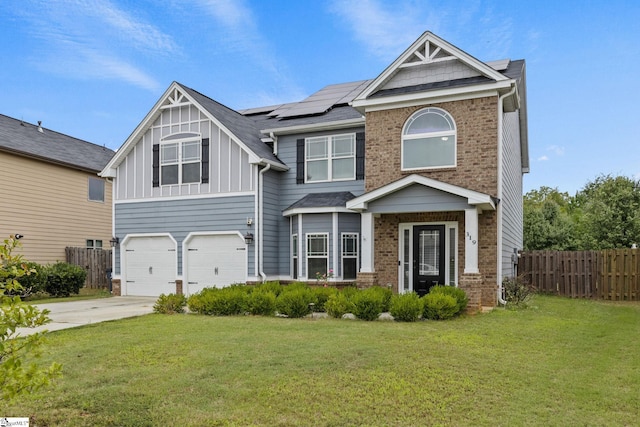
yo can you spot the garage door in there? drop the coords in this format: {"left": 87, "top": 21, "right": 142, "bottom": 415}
{"left": 184, "top": 234, "right": 247, "bottom": 295}
{"left": 124, "top": 236, "right": 177, "bottom": 297}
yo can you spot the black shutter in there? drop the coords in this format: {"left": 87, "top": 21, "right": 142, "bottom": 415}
{"left": 201, "top": 138, "right": 209, "bottom": 183}
{"left": 296, "top": 138, "right": 305, "bottom": 184}
{"left": 356, "top": 132, "right": 365, "bottom": 180}
{"left": 152, "top": 144, "right": 160, "bottom": 187}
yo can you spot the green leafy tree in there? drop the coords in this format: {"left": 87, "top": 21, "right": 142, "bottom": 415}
{"left": 1, "top": 236, "right": 62, "bottom": 401}
{"left": 574, "top": 175, "right": 640, "bottom": 249}
{"left": 523, "top": 187, "right": 577, "bottom": 250}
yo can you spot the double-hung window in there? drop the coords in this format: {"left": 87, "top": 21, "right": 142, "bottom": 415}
{"left": 305, "top": 134, "right": 355, "bottom": 182}
{"left": 342, "top": 233, "right": 358, "bottom": 280}
{"left": 88, "top": 177, "right": 105, "bottom": 202}
{"left": 161, "top": 138, "right": 201, "bottom": 185}
{"left": 402, "top": 107, "right": 456, "bottom": 170}
{"left": 307, "top": 233, "right": 328, "bottom": 277}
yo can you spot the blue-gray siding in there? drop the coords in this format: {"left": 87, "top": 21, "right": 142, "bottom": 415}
{"left": 366, "top": 184, "right": 471, "bottom": 214}
{"left": 262, "top": 169, "right": 281, "bottom": 275}
{"left": 501, "top": 111, "right": 524, "bottom": 278}
{"left": 114, "top": 195, "right": 255, "bottom": 276}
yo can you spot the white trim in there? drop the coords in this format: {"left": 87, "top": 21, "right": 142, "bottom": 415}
{"left": 353, "top": 31, "right": 508, "bottom": 104}
{"left": 113, "top": 190, "right": 255, "bottom": 205}
{"left": 283, "top": 206, "right": 353, "bottom": 217}
{"left": 401, "top": 107, "right": 457, "bottom": 171}
{"left": 332, "top": 213, "right": 339, "bottom": 279}
{"left": 305, "top": 232, "right": 329, "bottom": 280}
{"left": 261, "top": 117, "right": 365, "bottom": 136}
{"left": 346, "top": 174, "right": 495, "bottom": 212}
{"left": 297, "top": 215, "right": 303, "bottom": 279}
{"left": 360, "top": 213, "right": 375, "bottom": 273}
{"left": 304, "top": 133, "right": 356, "bottom": 184}
{"left": 341, "top": 232, "right": 359, "bottom": 281}
{"left": 397, "top": 221, "right": 458, "bottom": 294}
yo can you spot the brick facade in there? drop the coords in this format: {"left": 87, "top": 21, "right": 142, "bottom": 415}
{"left": 358, "top": 96, "right": 500, "bottom": 307}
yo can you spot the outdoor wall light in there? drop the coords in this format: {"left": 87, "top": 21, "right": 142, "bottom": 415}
{"left": 244, "top": 232, "right": 254, "bottom": 245}
{"left": 14, "top": 234, "right": 24, "bottom": 240}
{"left": 109, "top": 236, "right": 120, "bottom": 247}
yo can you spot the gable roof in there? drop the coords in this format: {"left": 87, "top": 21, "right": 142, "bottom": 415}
{"left": 101, "top": 82, "right": 287, "bottom": 177}
{"left": 346, "top": 174, "right": 496, "bottom": 212}
{"left": 283, "top": 191, "right": 356, "bottom": 216}
{"left": 0, "top": 113, "right": 115, "bottom": 173}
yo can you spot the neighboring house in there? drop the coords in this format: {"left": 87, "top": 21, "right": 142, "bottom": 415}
{"left": 101, "top": 31, "right": 528, "bottom": 309}
{"left": 0, "top": 114, "right": 115, "bottom": 264}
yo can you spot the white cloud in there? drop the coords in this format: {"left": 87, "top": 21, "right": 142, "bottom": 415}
{"left": 538, "top": 155, "right": 549, "bottom": 161}
{"left": 547, "top": 145, "right": 566, "bottom": 156}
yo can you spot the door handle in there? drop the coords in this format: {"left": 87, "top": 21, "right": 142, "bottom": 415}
{"left": 149, "top": 266, "right": 153, "bottom": 274}
{"left": 215, "top": 267, "right": 219, "bottom": 275}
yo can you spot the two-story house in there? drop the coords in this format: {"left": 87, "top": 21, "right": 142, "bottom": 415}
{"left": 100, "top": 32, "right": 528, "bottom": 309}
{"left": 0, "top": 114, "right": 115, "bottom": 264}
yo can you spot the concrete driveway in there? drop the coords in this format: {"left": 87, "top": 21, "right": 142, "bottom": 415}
{"left": 14, "top": 296, "right": 157, "bottom": 337}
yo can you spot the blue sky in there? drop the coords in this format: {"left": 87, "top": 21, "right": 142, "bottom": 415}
{"left": 1, "top": 0, "right": 638, "bottom": 195}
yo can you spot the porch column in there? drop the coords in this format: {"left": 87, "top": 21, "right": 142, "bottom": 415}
{"left": 464, "top": 208, "right": 479, "bottom": 274}
{"left": 360, "top": 212, "right": 375, "bottom": 273}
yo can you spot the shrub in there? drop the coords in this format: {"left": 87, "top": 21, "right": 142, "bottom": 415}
{"left": 422, "top": 292, "right": 458, "bottom": 320}
{"left": 367, "top": 286, "right": 393, "bottom": 312}
{"left": 325, "top": 292, "right": 354, "bottom": 319}
{"left": 351, "top": 288, "right": 384, "bottom": 321}
{"left": 253, "top": 281, "right": 283, "bottom": 296}
{"left": 429, "top": 285, "right": 468, "bottom": 314}
{"left": 311, "top": 286, "right": 337, "bottom": 312}
{"left": 503, "top": 275, "right": 535, "bottom": 308}
{"left": 44, "top": 262, "right": 86, "bottom": 297}
{"left": 187, "top": 285, "right": 249, "bottom": 316}
{"left": 247, "top": 290, "right": 277, "bottom": 316}
{"left": 154, "top": 293, "right": 187, "bottom": 314}
{"left": 389, "top": 292, "right": 422, "bottom": 322}
{"left": 276, "top": 287, "right": 314, "bottom": 318}
{"left": 2, "top": 261, "right": 46, "bottom": 298}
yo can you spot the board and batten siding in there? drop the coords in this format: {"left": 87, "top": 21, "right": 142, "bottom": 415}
{"left": 274, "top": 127, "right": 366, "bottom": 277}
{"left": 501, "top": 111, "right": 524, "bottom": 278}
{"left": 113, "top": 195, "right": 255, "bottom": 276}
{"left": 0, "top": 152, "right": 112, "bottom": 264}
{"left": 261, "top": 169, "right": 281, "bottom": 275}
{"left": 115, "top": 103, "right": 253, "bottom": 201}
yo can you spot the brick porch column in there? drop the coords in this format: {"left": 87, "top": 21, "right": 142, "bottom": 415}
{"left": 458, "top": 273, "right": 483, "bottom": 313}
{"left": 175, "top": 279, "right": 183, "bottom": 295}
{"left": 111, "top": 278, "right": 121, "bottom": 296}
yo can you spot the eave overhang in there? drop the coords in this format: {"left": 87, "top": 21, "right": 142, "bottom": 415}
{"left": 261, "top": 117, "right": 365, "bottom": 136}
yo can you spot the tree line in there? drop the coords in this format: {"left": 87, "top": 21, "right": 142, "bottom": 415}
{"left": 524, "top": 175, "right": 640, "bottom": 250}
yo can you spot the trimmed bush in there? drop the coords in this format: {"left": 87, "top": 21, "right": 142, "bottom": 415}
{"left": 311, "top": 286, "right": 337, "bottom": 312}
{"left": 367, "top": 286, "right": 393, "bottom": 312}
{"left": 389, "top": 292, "right": 422, "bottom": 322}
{"left": 44, "top": 262, "right": 86, "bottom": 297}
{"left": 429, "top": 285, "right": 468, "bottom": 314}
{"left": 187, "top": 285, "right": 249, "bottom": 316}
{"left": 422, "top": 292, "right": 458, "bottom": 320}
{"left": 351, "top": 288, "right": 384, "bottom": 321}
{"left": 247, "top": 290, "right": 277, "bottom": 316}
{"left": 2, "top": 261, "right": 46, "bottom": 298}
{"left": 154, "top": 293, "right": 187, "bottom": 314}
{"left": 253, "top": 281, "right": 283, "bottom": 297}
{"left": 325, "top": 292, "right": 354, "bottom": 319}
{"left": 276, "top": 287, "right": 314, "bottom": 318}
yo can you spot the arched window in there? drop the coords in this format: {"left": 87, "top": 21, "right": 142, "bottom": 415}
{"left": 402, "top": 108, "right": 456, "bottom": 170}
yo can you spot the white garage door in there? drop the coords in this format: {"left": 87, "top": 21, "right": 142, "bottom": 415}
{"left": 185, "top": 234, "right": 247, "bottom": 295}
{"left": 124, "top": 236, "right": 177, "bottom": 297}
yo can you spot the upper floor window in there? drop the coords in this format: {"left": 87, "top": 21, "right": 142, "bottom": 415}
{"left": 402, "top": 108, "right": 456, "bottom": 170}
{"left": 161, "top": 138, "right": 201, "bottom": 185}
{"left": 88, "top": 177, "right": 105, "bottom": 202}
{"left": 305, "top": 134, "right": 355, "bottom": 182}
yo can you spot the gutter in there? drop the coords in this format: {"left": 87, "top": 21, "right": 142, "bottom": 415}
{"left": 496, "top": 82, "right": 517, "bottom": 306}
{"left": 258, "top": 163, "right": 271, "bottom": 282}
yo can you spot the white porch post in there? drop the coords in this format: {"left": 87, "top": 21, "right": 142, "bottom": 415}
{"left": 360, "top": 212, "right": 375, "bottom": 273}
{"left": 464, "top": 208, "right": 480, "bottom": 274}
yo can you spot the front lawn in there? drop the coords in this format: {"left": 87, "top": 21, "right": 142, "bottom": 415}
{"left": 2, "top": 296, "right": 638, "bottom": 426}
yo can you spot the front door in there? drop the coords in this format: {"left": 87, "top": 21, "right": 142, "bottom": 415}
{"left": 413, "top": 225, "right": 446, "bottom": 296}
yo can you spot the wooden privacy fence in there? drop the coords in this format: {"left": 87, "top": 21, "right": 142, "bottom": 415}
{"left": 65, "top": 247, "right": 112, "bottom": 289}
{"left": 518, "top": 249, "right": 639, "bottom": 301}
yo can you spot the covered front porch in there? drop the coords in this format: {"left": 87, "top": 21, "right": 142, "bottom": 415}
{"left": 346, "top": 175, "right": 499, "bottom": 309}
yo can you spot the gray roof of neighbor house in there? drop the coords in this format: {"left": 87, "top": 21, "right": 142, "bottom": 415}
{"left": 0, "top": 113, "right": 115, "bottom": 173}
{"left": 178, "top": 83, "right": 284, "bottom": 166}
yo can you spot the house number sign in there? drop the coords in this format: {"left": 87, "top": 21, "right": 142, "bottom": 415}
{"left": 466, "top": 232, "right": 477, "bottom": 245}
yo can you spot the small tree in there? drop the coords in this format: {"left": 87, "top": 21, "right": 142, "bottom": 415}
{"left": 0, "top": 236, "right": 61, "bottom": 400}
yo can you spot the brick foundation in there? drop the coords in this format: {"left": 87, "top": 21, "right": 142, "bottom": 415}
{"left": 175, "top": 279, "right": 183, "bottom": 295}
{"left": 355, "top": 272, "right": 378, "bottom": 289}
{"left": 458, "top": 273, "right": 483, "bottom": 313}
{"left": 111, "top": 279, "right": 121, "bottom": 296}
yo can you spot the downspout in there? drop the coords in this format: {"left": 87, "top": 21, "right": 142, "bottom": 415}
{"left": 270, "top": 132, "right": 278, "bottom": 156}
{"left": 258, "top": 163, "right": 271, "bottom": 282}
{"left": 496, "top": 83, "right": 517, "bottom": 305}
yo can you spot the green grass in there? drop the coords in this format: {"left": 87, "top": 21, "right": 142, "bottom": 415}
{"left": 23, "top": 287, "right": 112, "bottom": 304}
{"left": 2, "top": 296, "right": 638, "bottom": 426}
